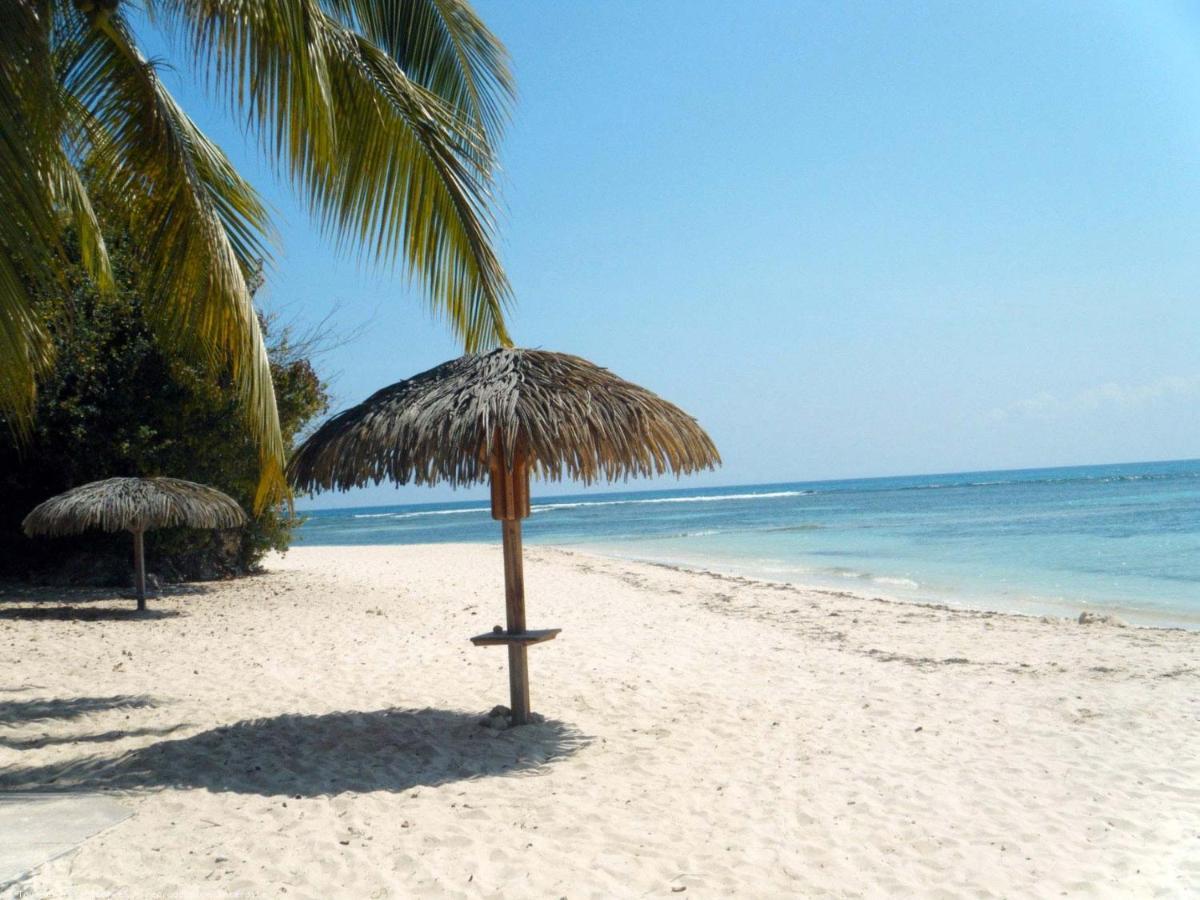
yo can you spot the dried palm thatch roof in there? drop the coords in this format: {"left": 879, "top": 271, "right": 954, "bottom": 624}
{"left": 23, "top": 477, "right": 248, "bottom": 537}
{"left": 289, "top": 348, "right": 720, "bottom": 491}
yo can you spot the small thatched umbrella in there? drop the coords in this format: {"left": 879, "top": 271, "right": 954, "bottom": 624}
{"left": 289, "top": 348, "right": 720, "bottom": 724}
{"left": 23, "top": 477, "right": 248, "bottom": 611}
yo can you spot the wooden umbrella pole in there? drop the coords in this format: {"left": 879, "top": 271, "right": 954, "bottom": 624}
{"left": 132, "top": 529, "right": 146, "bottom": 611}
{"left": 501, "top": 518, "right": 530, "bottom": 724}
{"left": 488, "top": 440, "right": 534, "bottom": 725}
{"left": 472, "top": 439, "right": 559, "bottom": 725}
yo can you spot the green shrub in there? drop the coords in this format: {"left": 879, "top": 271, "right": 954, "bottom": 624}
{"left": 0, "top": 229, "right": 329, "bottom": 584}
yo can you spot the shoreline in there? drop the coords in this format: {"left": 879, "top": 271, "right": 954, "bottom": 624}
{"left": 3, "top": 543, "right": 1196, "bottom": 896}
{"left": 567, "top": 546, "right": 1200, "bottom": 632}
{"left": 298, "top": 536, "right": 1200, "bottom": 631}
{"left": 294, "top": 460, "right": 1200, "bottom": 633}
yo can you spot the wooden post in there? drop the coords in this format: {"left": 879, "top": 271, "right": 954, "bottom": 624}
{"left": 472, "top": 444, "right": 560, "bottom": 720}
{"left": 132, "top": 529, "right": 146, "bottom": 612}
{"left": 501, "top": 518, "right": 530, "bottom": 724}
{"left": 489, "top": 439, "right": 533, "bottom": 725}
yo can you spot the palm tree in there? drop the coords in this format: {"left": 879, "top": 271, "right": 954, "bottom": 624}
{"left": 1, "top": 0, "right": 514, "bottom": 506}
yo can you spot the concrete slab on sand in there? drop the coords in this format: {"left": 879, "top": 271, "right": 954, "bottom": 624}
{"left": 0, "top": 794, "right": 131, "bottom": 891}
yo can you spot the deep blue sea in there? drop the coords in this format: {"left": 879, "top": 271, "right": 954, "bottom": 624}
{"left": 295, "top": 459, "right": 1200, "bottom": 628}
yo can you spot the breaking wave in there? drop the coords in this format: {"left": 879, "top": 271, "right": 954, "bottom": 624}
{"left": 531, "top": 490, "right": 809, "bottom": 513}
{"left": 346, "top": 490, "right": 810, "bottom": 522}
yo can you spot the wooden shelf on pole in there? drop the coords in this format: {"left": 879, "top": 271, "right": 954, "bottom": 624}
{"left": 470, "top": 628, "right": 561, "bottom": 647}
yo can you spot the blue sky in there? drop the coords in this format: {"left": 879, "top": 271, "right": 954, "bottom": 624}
{"left": 141, "top": 2, "right": 1200, "bottom": 507}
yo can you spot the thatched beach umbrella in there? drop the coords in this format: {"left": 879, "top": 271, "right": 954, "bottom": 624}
{"left": 23, "top": 477, "right": 248, "bottom": 611}
{"left": 289, "top": 348, "right": 720, "bottom": 724}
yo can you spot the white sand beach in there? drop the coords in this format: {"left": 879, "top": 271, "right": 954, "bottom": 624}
{"left": 1, "top": 544, "right": 1197, "bottom": 898}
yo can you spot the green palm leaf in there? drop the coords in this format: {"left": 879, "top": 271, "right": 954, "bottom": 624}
{"left": 148, "top": 0, "right": 513, "bottom": 347}
{"left": 321, "top": 0, "right": 514, "bottom": 150}
{"left": 1, "top": 0, "right": 514, "bottom": 504}
{"left": 0, "top": 2, "right": 79, "bottom": 435}
{"left": 65, "top": 12, "right": 285, "bottom": 505}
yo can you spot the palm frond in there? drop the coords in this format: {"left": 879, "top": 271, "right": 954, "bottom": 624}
{"left": 0, "top": 255, "right": 51, "bottom": 438}
{"left": 319, "top": 23, "right": 509, "bottom": 348}
{"left": 320, "top": 0, "right": 514, "bottom": 152}
{"left": 144, "top": 0, "right": 340, "bottom": 187}
{"left": 0, "top": 2, "right": 69, "bottom": 435}
{"left": 64, "top": 12, "right": 285, "bottom": 506}
{"left": 48, "top": 162, "right": 114, "bottom": 294}
{"left": 146, "top": 0, "right": 512, "bottom": 350}
{"left": 2, "top": 0, "right": 515, "bottom": 492}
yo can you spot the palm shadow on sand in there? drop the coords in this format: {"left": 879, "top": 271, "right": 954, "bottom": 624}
{"left": 0, "top": 694, "right": 182, "bottom": 751}
{"left": 0, "top": 708, "right": 589, "bottom": 797}
{"left": 0, "top": 694, "right": 159, "bottom": 726}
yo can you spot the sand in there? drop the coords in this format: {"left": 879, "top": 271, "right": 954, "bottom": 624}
{"left": 1, "top": 543, "right": 1197, "bottom": 898}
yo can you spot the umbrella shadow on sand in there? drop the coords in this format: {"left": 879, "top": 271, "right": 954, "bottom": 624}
{"left": 0, "top": 708, "right": 590, "bottom": 797}
{"left": 0, "top": 582, "right": 211, "bottom": 620}
{"left": 0, "top": 607, "right": 182, "bottom": 621}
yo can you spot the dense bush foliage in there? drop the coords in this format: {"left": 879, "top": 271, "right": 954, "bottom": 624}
{"left": 0, "top": 230, "right": 329, "bottom": 585}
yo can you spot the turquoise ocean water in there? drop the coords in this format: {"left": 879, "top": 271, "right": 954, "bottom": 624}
{"left": 295, "top": 459, "right": 1200, "bottom": 628}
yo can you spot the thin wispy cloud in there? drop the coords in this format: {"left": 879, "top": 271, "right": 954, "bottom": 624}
{"left": 983, "top": 375, "right": 1200, "bottom": 423}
